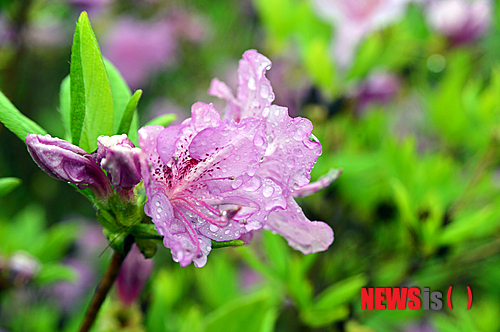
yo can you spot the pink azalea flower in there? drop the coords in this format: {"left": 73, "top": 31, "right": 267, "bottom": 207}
{"left": 140, "top": 50, "right": 334, "bottom": 267}
{"left": 426, "top": 0, "right": 491, "bottom": 44}
{"left": 313, "top": 0, "right": 416, "bottom": 68}
{"left": 102, "top": 17, "right": 177, "bottom": 89}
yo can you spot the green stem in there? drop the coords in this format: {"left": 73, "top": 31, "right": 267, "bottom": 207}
{"left": 78, "top": 236, "right": 133, "bottom": 332}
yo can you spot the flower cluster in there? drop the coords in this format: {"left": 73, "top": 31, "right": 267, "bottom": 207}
{"left": 26, "top": 50, "right": 335, "bottom": 268}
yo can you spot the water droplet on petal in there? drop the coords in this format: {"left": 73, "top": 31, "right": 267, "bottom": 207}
{"left": 155, "top": 201, "right": 161, "bottom": 207}
{"left": 242, "top": 176, "right": 261, "bottom": 191}
{"left": 224, "top": 229, "right": 230, "bottom": 235}
{"left": 235, "top": 231, "right": 240, "bottom": 237}
{"left": 293, "top": 148, "right": 303, "bottom": 157}
{"left": 263, "top": 186, "right": 274, "bottom": 197}
{"left": 262, "top": 107, "right": 270, "bottom": 117}
{"left": 254, "top": 135, "right": 264, "bottom": 146}
{"left": 231, "top": 177, "right": 243, "bottom": 189}
{"left": 260, "top": 85, "right": 269, "bottom": 99}
{"left": 248, "top": 77, "right": 256, "bottom": 90}
{"left": 209, "top": 224, "right": 219, "bottom": 232}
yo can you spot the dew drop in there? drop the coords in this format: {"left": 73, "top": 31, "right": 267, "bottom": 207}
{"left": 254, "top": 135, "right": 264, "bottom": 146}
{"left": 231, "top": 177, "right": 243, "bottom": 189}
{"left": 224, "top": 229, "right": 231, "bottom": 235}
{"left": 242, "top": 176, "right": 261, "bottom": 191}
{"left": 294, "top": 148, "right": 303, "bottom": 157}
{"left": 262, "top": 107, "right": 270, "bottom": 117}
{"left": 209, "top": 224, "right": 219, "bottom": 232}
{"left": 157, "top": 207, "right": 163, "bottom": 213}
{"left": 263, "top": 185, "right": 274, "bottom": 197}
{"left": 201, "top": 140, "right": 207, "bottom": 145}
{"left": 260, "top": 85, "right": 269, "bottom": 99}
{"left": 294, "top": 125, "right": 305, "bottom": 141}
{"left": 248, "top": 77, "right": 256, "bottom": 90}
{"left": 155, "top": 201, "right": 161, "bottom": 207}
{"left": 235, "top": 231, "right": 240, "bottom": 237}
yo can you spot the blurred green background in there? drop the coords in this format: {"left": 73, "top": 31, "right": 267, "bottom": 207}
{"left": 2, "top": 0, "right": 500, "bottom": 331}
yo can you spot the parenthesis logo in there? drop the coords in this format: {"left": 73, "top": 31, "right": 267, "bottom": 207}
{"left": 447, "top": 286, "right": 453, "bottom": 310}
{"left": 467, "top": 286, "right": 472, "bottom": 310}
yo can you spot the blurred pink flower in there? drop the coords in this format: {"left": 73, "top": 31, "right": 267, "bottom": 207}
{"left": 116, "top": 244, "right": 153, "bottom": 306}
{"left": 350, "top": 70, "right": 400, "bottom": 111}
{"left": 313, "top": 0, "right": 416, "bottom": 68}
{"left": 102, "top": 17, "right": 177, "bottom": 88}
{"left": 426, "top": 0, "right": 491, "bottom": 44}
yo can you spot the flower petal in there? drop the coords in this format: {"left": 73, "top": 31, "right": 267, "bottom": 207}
{"left": 260, "top": 106, "right": 322, "bottom": 191}
{"left": 266, "top": 196, "right": 334, "bottom": 254}
{"left": 208, "top": 50, "right": 274, "bottom": 121}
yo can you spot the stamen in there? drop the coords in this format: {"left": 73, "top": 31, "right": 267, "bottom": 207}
{"left": 173, "top": 197, "right": 227, "bottom": 226}
{"left": 172, "top": 205, "right": 201, "bottom": 254}
{"left": 195, "top": 176, "right": 235, "bottom": 183}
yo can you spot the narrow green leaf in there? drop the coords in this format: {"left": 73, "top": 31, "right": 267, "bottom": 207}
{"left": 315, "top": 274, "right": 368, "bottom": 310}
{"left": 143, "top": 114, "right": 177, "bottom": 128}
{"left": 59, "top": 75, "right": 71, "bottom": 141}
{"left": 70, "top": 11, "right": 114, "bottom": 152}
{"left": 0, "top": 177, "right": 22, "bottom": 197}
{"left": 128, "top": 110, "right": 139, "bottom": 145}
{"left": 204, "top": 290, "right": 278, "bottom": 332}
{"left": 69, "top": 14, "right": 85, "bottom": 147}
{"left": 103, "top": 59, "right": 132, "bottom": 133}
{"left": 0, "top": 90, "right": 47, "bottom": 140}
{"left": 212, "top": 239, "right": 245, "bottom": 249}
{"left": 117, "top": 89, "right": 142, "bottom": 135}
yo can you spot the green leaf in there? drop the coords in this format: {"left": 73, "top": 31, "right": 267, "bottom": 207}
{"left": 143, "top": 113, "right": 177, "bottom": 127}
{"left": 70, "top": 11, "right": 114, "bottom": 152}
{"left": 0, "top": 90, "right": 47, "bottom": 140}
{"left": 262, "top": 230, "right": 289, "bottom": 278}
{"left": 299, "top": 274, "right": 367, "bottom": 327}
{"left": 204, "top": 290, "right": 279, "bottom": 332}
{"left": 35, "top": 263, "right": 78, "bottom": 285}
{"left": 0, "top": 177, "right": 22, "bottom": 197}
{"left": 103, "top": 59, "right": 132, "bottom": 133}
{"left": 117, "top": 89, "right": 142, "bottom": 135}
{"left": 315, "top": 274, "right": 368, "bottom": 310}
{"left": 212, "top": 239, "right": 245, "bottom": 249}
{"left": 59, "top": 75, "right": 71, "bottom": 141}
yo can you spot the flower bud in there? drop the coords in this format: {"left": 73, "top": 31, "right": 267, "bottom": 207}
{"left": 26, "top": 134, "right": 112, "bottom": 199}
{"left": 97, "top": 135, "right": 142, "bottom": 192}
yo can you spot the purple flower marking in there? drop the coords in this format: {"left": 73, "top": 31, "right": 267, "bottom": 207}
{"left": 140, "top": 50, "right": 334, "bottom": 267}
